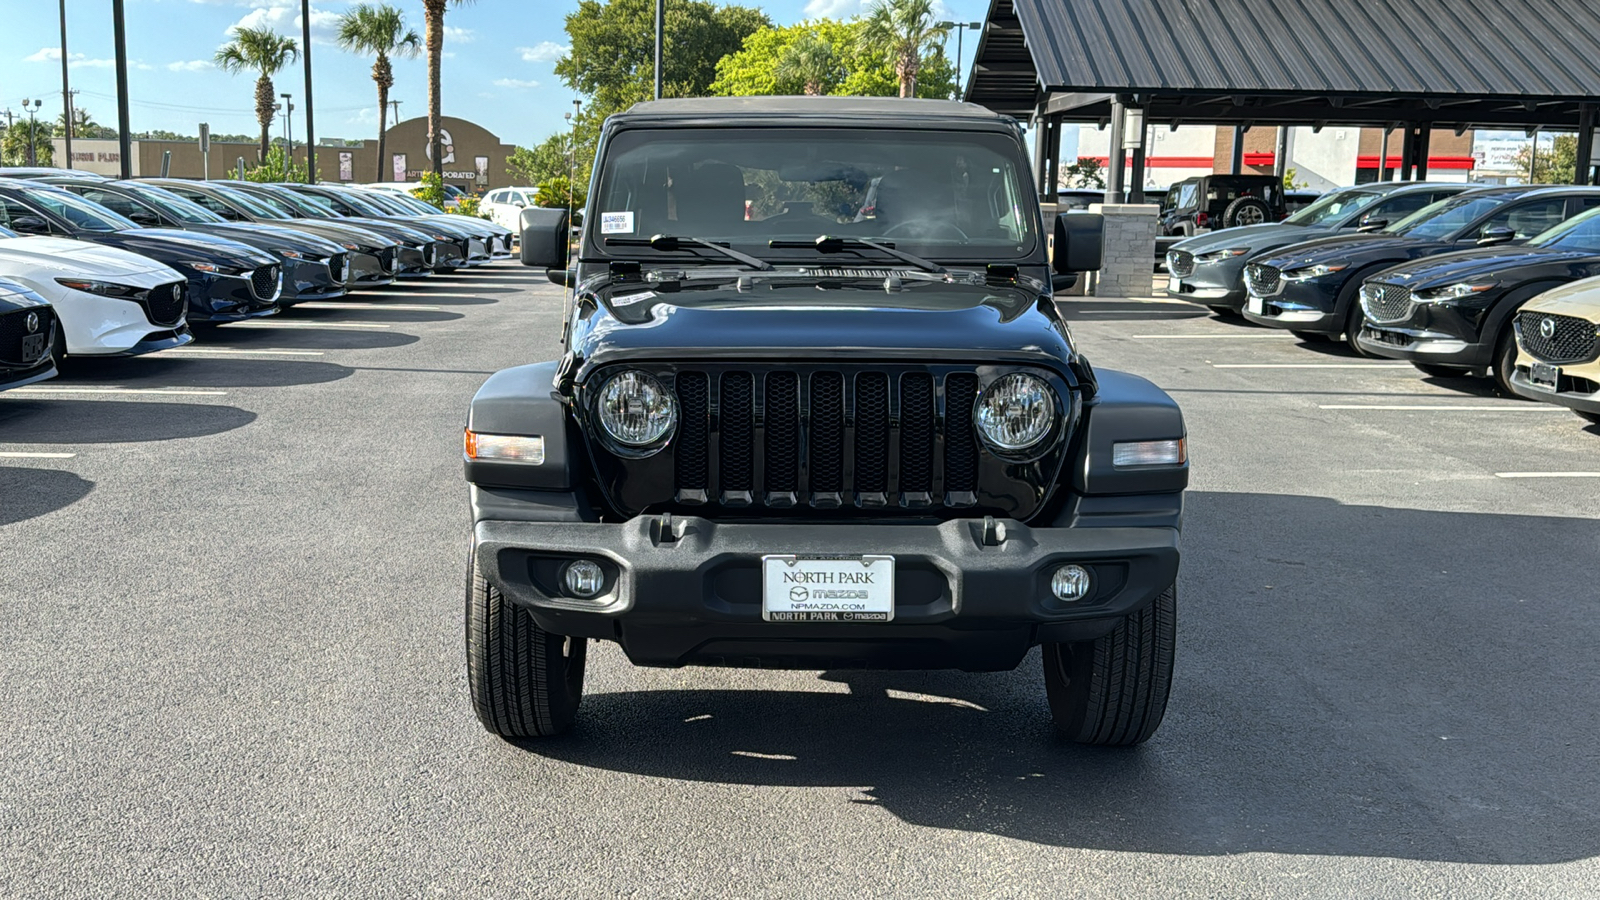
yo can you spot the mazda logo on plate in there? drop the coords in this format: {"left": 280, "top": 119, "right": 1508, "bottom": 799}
{"left": 1539, "top": 318, "right": 1557, "bottom": 339}
{"left": 24, "top": 312, "right": 39, "bottom": 334}
{"left": 789, "top": 586, "right": 809, "bottom": 602}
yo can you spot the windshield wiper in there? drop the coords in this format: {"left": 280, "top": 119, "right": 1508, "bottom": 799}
{"left": 606, "top": 234, "right": 774, "bottom": 271}
{"left": 768, "top": 235, "right": 946, "bottom": 274}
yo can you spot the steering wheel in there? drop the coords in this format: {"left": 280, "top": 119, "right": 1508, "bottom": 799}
{"left": 882, "top": 220, "right": 970, "bottom": 241}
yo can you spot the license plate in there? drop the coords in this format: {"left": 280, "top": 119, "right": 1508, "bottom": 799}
{"left": 21, "top": 333, "right": 46, "bottom": 361}
{"left": 1530, "top": 362, "right": 1560, "bottom": 391}
{"left": 762, "top": 555, "right": 894, "bottom": 622}
{"left": 1167, "top": 274, "right": 1181, "bottom": 293}
{"left": 1246, "top": 294, "right": 1264, "bottom": 315}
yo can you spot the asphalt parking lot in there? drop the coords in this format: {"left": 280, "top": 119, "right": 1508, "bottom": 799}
{"left": 3, "top": 264, "right": 1598, "bottom": 898}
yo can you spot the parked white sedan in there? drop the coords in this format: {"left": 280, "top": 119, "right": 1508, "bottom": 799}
{"left": 0, "top": 226, "right": 193, "bottom": 361}
{"left": 481, "top": 187, "right": 540, "bottom": 234}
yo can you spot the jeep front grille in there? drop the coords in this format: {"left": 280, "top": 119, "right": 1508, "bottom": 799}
{"left": 1362, "top": 282, "right": 1414, "bottom": 324}
{"left": 1167, "top": 250, "right": 1195, "bottom": 277}
{"left": 1517, "top": 311, "right": 1600, "bottom": 364}
{"left": 1244, "top": 263, "right": 1282, "bottom": 296}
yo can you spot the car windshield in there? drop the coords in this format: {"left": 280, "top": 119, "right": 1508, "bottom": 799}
{"left": 1387, "top": 194, "right": 1506, "bottom": 240}
{"left": 316, "top": 190, "right": 384, "bottom": 217}
{"left": 1529, "top": 207, "right": 1600, "bottom": 252}
{"left": 129, "top": 186, "right": 226, "bottom": 224}
{"left": 355, "top": 191, "right": 411, "bottom": 215}
{"left": 1284, "top": 188, "right": 1382, "bottom": 227}
{"left": 214, "top": 185, "right": 296, "bottom": 219}
{"left": 21, "top": 187, "right": 135, "bottom": 232}
{"left": 384, "top": 193, "right": 442, "bottom": 216}
{"left": 591, "top": 127, "right": 1037, "bottom": 263}
{"left": 280, "top": 190, "right": 345, "bottom": 217}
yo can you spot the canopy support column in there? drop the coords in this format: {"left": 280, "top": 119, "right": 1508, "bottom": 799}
{"left": 1576, "top": 105, "right": 1596, "bottom": 185}
{"left": 1106, "top": 99, "right": 1127, "bottom": 204}
{"left": 1415, "top": 128, "right": 1431, "bottom": 180}
{"left": 1230, "top": 125, "right": 1244, "bottom": 175}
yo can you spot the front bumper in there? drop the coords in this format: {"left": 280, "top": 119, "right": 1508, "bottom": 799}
{"left": 282, "top": 257, "right": 348, "bottom": 304}
{"left": 0, "top": 357, "right": 58, "bottom": 392}
{"left": 394, "top": 244, "right": 437, "bottom": 278}
{"left": 1166, "top": 259, "right": 1248, "bottom": 309}
{"left": 1357, "top": 325, "right": 1484, "bottom": 365}
{"left": 1508, "top": 360, "right": 1600, "bottom": 414}
{"left": 474, "top": 514, "right": 1180, "bottom": 671}
{"left": 1241, "top": 278, "right": 1343, "bottom": 332}
{"left": 187, "top": 272, "right": 280, "bottom": 322}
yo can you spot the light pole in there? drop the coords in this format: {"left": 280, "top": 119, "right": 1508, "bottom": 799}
{"left": 300, "top": 0, "right": 315, "bottom": 184}
{"left": 936, "top": 21, "right": 983, "bottom": 98}
{"left": 653, "top": 0, "right": 664, "bottom": 100}
{"left": 281, "top": 93, "right": 294, "bottom": 179}
{"left": 21, "top": 99, "right": 43, "bottom": 166}
{"left": 59, "top": 0, "right": 73, "bottom": 169}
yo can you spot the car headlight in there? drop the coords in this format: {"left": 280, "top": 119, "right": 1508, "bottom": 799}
{"left": 340, "top": 241, "right": 361, "bottom": 250}
{"left": 54, "top": 277, "right": 141, "bottom": 298}
{"left": 273, "top": 249, "right": 303, "bottom": 259}
{"left": 1414, "top": 281, "right": 1497, "bottom": 301}
{"left": 1196, "top": 248, "right": 1249, "bottom": 262}
{"left": 181, "top": 260, "right": 243, "bottom": 276}
{"left": 1283, "top": 263, "right": 1348, "bottom": 280}
{"left": 974, "top": 373, "right": 1057, "bottom": 454}
{"left": 596, "top": 370, "right": 677, "bottom": 449}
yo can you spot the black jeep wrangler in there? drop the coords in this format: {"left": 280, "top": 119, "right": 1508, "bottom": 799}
{"left": 1159, "top": 174, "right": 1286, "bottom": 236}
{"left": 465, "top": 98, "right": 1187, "bottom": 746}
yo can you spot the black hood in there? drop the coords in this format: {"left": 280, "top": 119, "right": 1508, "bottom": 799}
{"left": 186, "top": 222, "right": 344, "bottom": 257}
{"left": 86, "top": 228, "right": 276, "bottom": 269}
{"left": 1369, "top": 245, "right": 1600, "bottom": 289}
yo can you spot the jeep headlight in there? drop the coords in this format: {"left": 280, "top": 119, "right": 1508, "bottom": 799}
{"left": 596, "top": 370, "right": 677, "bottom": 448}
{"left": 974, "top": 373, "right": 1057, "bottom": 454}
{"left": 1414, "top": 281, "right": 1497, "bottom": 302}
{"left": 1284, "top": 262, "right": 1348, "bottom": 280}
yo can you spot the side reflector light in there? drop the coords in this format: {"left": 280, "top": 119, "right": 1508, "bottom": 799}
{"left": 1112, "top": 438, "right": 1186, "bottom": 468}
{"left": 464, "top": 430, "right": 545, "bottom": 465}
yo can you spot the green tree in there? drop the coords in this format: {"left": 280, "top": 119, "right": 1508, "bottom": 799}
{"left": 422, "top": 0, "right": 475, "bottom": 178}
{"left": 774, "top": 31, "right": 841, "bottom": 95}
{"left": 1061, "top": 156, "right": 1104, "bottom": 189}
{"left": 336, "top": 3, "right": 421, "bottom": 183}
{"left": 411, "top": 171, "right": 448, "bottom": 209}
{"left": 1, "top": 121, "right": 55, "bottom": 166}
{"left": 857, "top": 0, "right": 947, "bottom": 98}
{"left": 1517, "top": 134, "right": 1578, "bottom": 184}
{"left": 214, "top": 26, "right": 300, "bottom": 163}
{"left": 710, "top": 19, "right": 953, "bottom": 99}
{"left": 56, "top": 107, "right": 118, "bottom": 141}
{"left": 556, "top": 0, "right": 769, "bottom": 114}
{"left": 243, "top": 144, "right": 308, "bottom": 183}
{"left": 535, "top": 176, "right": 587, "bottom": 210}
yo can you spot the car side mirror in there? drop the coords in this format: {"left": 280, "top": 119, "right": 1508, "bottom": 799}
{"left": 1357, "top": 215, "right": 1388, "bottom": 233}
{"left": 511, "top": 199, "right": 526, "bottom": 208}
{"left": 1478, "top": 225, "right": 1516, "bottom": 246}
{"left": 547, "top": 268, "right": 573, "bottom": 287}
{"left": 10, "top": 216, "right": 50, "bottom": 235}
{"left": 1053, "top": 212, "right": 1105, "bottom": 274}
{"left": 1050, "top": 272, "right": 1078, "bottom": 292}
{"left": 129, "top": 211, "right": 160, "bottom": 227}
{"left": 520, "top": 206, "right": 570, "bottom": 269}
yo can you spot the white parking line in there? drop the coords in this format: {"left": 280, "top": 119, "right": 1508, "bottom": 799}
{"left": 0, "top": 451, "right": 76, "bottom": 459}
{"left": 1214, "top": 363, "right": 1413, "bottom": 369}
{"left": 6, "top": 387, "right": 228, "bottom": 396}
{"left": 295, "top": 302, "right": 444, "bottom": 311}
{"left": 1131, "top": 333, "right": 1286, "bottom": 339}
{"left": 222, "top": 321, "right": 392, "bottom": 330}
{"left": 1075, "top": 310, "right": 1203, "bottom": 315}
{"left": 1320, "top": 404, "right": 1563, "bottom": 411}
{"left": 156, "top": 347, "right": 325, "bottom": 357}
{"left": 1495, "top": 472, "right": 1600, "bottom": 479}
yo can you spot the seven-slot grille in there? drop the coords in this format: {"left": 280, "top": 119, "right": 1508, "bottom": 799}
{"left": 663, "top": 367, "right": 984, "bottom": 512}
{"left": 0, "top": 307, "right": 54, "bottom": 364}
{"left": 249, "top": 265, "right": 281, "bottom": 301}
{"left": 141, "top": 281, "right": 187, "bottom": 326}
{"left": 1167, "top": 250, "right": 1195, "bottom": 277}
{"left": 1361, "top": 282, "right": 1414, "bottom": 324}
{"left": 1517, "top": 311, "right": 1600, "bottom": 364}
{"left": 1244, "top": 263, "right": 1282, "bottom": 296}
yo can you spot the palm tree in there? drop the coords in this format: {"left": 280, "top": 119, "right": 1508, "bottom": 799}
{"left": 774, "top": 32, "right": 839, "bottom": 96}
{"left": 336, "top": 3, "right": 421, "bottom": 182}
{"left": 214, "top": 27, "right": 300, "bottom": 163}
{"left": 422, "top": 0, "right": 475, "bottom": 178}
{"left": 858, "top": 0, "right": 948, "bottom": 98}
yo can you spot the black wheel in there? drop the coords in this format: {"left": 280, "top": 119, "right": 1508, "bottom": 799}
{"left": 1344, "top": 296, "right": 1377, "bottom": 358}
{"left": 1490, "top": 326, "right": 1524, "bottom": 399}
{"left": 1222, "top": 197, "right": 1271, "bottom": 228}
{"left": 1577, "top": 412, "right": 1600, "bottom": 426}
{"left": 465, "top": 544, "right": 587, "bottom": 738}
{"left": 1043, "top": 583, "right": 1176, "bottom": 747}
{"left": 1412, "top": 362, "right": 1468, "bottom": 378}
{"left": 1290, "top": 330, "right": 1331, "bottom": 342}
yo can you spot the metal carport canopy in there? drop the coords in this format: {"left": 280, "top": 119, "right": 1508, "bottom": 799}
{"left": 967, "top": 0, "right": 1600, "bottom": 130}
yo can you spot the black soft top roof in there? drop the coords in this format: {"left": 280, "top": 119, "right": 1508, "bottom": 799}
{"left": 614, "top": 97, "right": 1015, "bottom": 126}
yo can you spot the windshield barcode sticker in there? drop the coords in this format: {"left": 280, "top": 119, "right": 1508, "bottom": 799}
{"left": 600, "top": 211, "right": 635, "bottom": 234}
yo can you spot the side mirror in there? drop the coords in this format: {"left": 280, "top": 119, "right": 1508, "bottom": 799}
{"left": 1050, "top": 273, "right": 1078, "bottom": 292}
{"left": 511, "top": 199, "right": 526, "bottom": 208}
{"left": 1053, "top": 212, "right": 1105, "bottom": 274}
{"left": 547, "top": 268, "right": 573, "bottom": 287}
{"left": 10, "top": 216, "right": 50, "bottom": 235}
{"left": 1357, "top": 215, "right": 1388, "bottom": 233}
{"left": 1478, "top": 225, "right": 1516, "bottom": 246}
{"left": 129, "top": 211, "right": 161, "bottom": 227}
{"left": 520, "top": 206, "right": 570, "bottom": 269}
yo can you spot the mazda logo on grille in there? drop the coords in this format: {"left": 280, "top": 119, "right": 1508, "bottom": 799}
{"left": 24, "top": 312, "right": 39, "bottom": 334}
{"left": 1539, "top": 317, "right": 1557, "bottom": 339}
{"left": 171, "top": 284, "right": 181, "bottom": 301}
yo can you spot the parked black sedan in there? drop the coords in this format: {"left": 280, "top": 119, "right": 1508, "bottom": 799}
{"left": 350, "top": 187, "right": 514, "bottom": 261}
{"left": 45, "top": 179, "right": 349, "bottom": 305}
{"left": 1242, "top": 186, "right": 1600, "bottom": 352}
{"left": 0, "top": 279, "right": 58, "bottom": 392}
{"left": 222, "top": 182, "right": 443, "bottom": 278}
{"left": 0, "top": 178, "right": 280, "bottom": 323}
{"left": 147, "top": 179, "right": 400, "bottom": 288}
{"left": 1357, "top": 207, "right": 1600, "bottom": 392}
{"left": 279, "top": 184, "right": 481, "bottom": 270}
{"left": 1167, "top": 181, "right": 1471, "bottom": 316}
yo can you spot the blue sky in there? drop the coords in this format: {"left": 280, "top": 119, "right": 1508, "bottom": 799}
{"left": 0, "top": 0, "right": 991, "bottom": 151}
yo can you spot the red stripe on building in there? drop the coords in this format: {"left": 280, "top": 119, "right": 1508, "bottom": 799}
{"left": 1356, "top": 154, "right": 1476, "bottom": 171}
{"left": 1087, "top": 156, "right": 1222, "bottom": 168}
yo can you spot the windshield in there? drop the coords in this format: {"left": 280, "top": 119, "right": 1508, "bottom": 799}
{"left": 248, "top": 186, "right": 333, "bottom": 218}
{"left": 21, "top": 187, "right": 135, "bottom": 232}
{"left": 379, "top": 192, "right": 440, "bottom": 216}
{"left": 279, "top": 189, "right": 345, "bottom": 217}
{"left": 1388, "top": 194, "right": 1504, "bottom": 240}
{"left": 1530, "top": 207, "right": 1600, "bottom": 252}
{"left": 129, "top": 186, "right": 226, "bottom": 224}
{"left": 1284, "top": 188, "right": 1382, "bottom": 227}
{"left": 330, "top": 190, "right": 393, "bottom": 217}
{"left": 354, "top": 190, "right": 410, "bottom": 215}
{"left": 590, "top": 127, "right": 1037, "bottom": 263}
{"left": 214, "top": 185, "right": 295, "bottom": 219}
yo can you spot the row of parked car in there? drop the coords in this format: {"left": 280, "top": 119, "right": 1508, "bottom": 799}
{"left": 1166, "top": 180, "right": 1600, "bottom": 427}
{"left": 0, "top": 167, "right": 514, "bottom": 393}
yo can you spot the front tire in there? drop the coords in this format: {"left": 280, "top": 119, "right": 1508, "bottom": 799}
{"left": 1344, "top": 298, "right": 1377, "bottom": 357}
{"left": 1490, "top": 326, "right": 1524, "bottom": 399}
{"left": 465, "top": 544, "right": 587, "bottom": 738}
{"left": 1577, "top": 412, "right": 1600, "bottom": 426}
{"left": 1043, "top": 584, "right": 1176, "bottom": 747}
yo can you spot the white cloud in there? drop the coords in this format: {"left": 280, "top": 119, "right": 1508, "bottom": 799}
{"left": 226, "top": 4, "right": 339, "bottom": 43}
{"left": 24, "top": 47, "right": 60, "bottom": 62}
{"left": 167, "top": 60, "right": 215, "bottom": 72}
{"left": 518, "top": 42, "right": 569, "bottom": 63}
{"left": 27, "top": 47, "right": 117, "bottom": 68}
{"left": 444, "top": 26, "right": 474, "bottom": 43}
{"left": 493, "top": 78, "right": 540, "bottom": 90}
{"left": 804, "top": 0, "right": 865, "bottom": 16}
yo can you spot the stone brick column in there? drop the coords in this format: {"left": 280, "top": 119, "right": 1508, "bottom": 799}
{"left": 1088, "top": 203, "right": 1159, "bottom": 298}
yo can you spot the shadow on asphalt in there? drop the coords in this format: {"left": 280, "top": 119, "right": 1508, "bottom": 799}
{"left": 521, "top": 491, "right": 1600, "bottom": 865}
{"left": 0, "top": 466, "right": 93, "bottom": 525}
{"left": 0, "top": 399, "right": 256, "bottom": 443}
{"left": 61, "top": 356, "right": 353, "bottom": 389}
{"left": 198, "top": 326, "right": 421, "bottom": 351}
{"left": 288, "top": 307, "right": 464, "bottom": 325}
{"left": 1057, "top": 300, "right": 1209, "bottom": 322}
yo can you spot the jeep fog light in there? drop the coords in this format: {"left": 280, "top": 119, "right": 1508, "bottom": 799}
{"left": 1052, "top": 565, "right": 1091, "bottom": 602}
{"left": 564, "top": 560, "right": 605, "bottom": 598}
{"left": 1112, "top": 438, "right": 1186, "bottom": 468}
{"left": 464, "top": 430, "right": 545, "bottom": 464}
